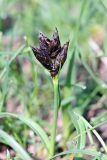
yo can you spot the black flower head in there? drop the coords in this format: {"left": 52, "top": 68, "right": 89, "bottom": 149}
{"left": 31, "top": 28, "right": 69, "bottom": 78}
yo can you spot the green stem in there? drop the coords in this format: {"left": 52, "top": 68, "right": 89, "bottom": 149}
{"left": 49, "top": 76, "right": 60, "bottom": 158}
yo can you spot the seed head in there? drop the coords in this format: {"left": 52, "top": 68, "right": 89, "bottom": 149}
{"left": 31, "top": 29, "right": 69, "bottom": 78}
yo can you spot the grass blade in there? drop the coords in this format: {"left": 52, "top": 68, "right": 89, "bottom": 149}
{"left": 75, "top": 112, "right": 107, "bottom": 154}
{"left": 50, "top": 149, "right": 107, "bottom": 160}
{"left": 66, "top": 46, "right": 76, "bottom": 86}
{"left": 0, "top": 129, "right": 32, "bottom": 160}
{"left": 0, "top": 44, "right": 25, "bottom": 80}
{"left": 70, "top": 111, "right": 86, "bottom": 149}
{"left": 0, "top": 112, "right": 50, "bottom": 151}
{"left": 78, "top": 47, "right": 101, "bottom": 85}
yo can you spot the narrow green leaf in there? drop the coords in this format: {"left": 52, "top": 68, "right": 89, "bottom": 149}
{"left": 80, "top": 86, "right": 100, "bottom": 113}
{"left": 78, "top": 52, "right": 100, "bottom": 84}
{"left": 99, "top": 0, "right": 107, "bottom": 15}
{"left": 91, "top": 111, "right": 107, "bottom": 126}
{"left": 85, "top": 123, "right": 94, "bottom": 146}
{"left": 72, "top": 119, "right": 107, "bottom": 144}
{"left": 0, "top": 44, "right": 25, "bottom": 80}
{"left": 66, "top": 0, "right": 88, "bottom": 86}
{"left": 50, "top": 149, "right": 107, "bottom": 160}
{"left": 66, "top": 46, "right": 76, "bottom": 86}
{"left": 0, "top": 129, "right": 32, "bottom": 160}
{"left": 0, "top": 112, "right": 50, "bottom": 151}
{"left": 70, "top": 111, "right": 86, "bottom": 149}
{"left": 75, "top": 112, "right": 107, "bottom": 154}
{"left": 61, "top": 96, "right": 75, "bottom": 108}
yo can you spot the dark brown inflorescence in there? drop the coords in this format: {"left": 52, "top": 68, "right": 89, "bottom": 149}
{"left": 31, "top": 28, "right": 69, "bottom": 78}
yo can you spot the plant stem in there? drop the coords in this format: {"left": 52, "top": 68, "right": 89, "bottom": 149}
{"left": 49, "top": 76, "right": 60, "bottom": 158}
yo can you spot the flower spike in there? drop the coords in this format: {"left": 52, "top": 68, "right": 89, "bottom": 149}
{"left": 31, "top": 29, "right": 69, "bottom": 78}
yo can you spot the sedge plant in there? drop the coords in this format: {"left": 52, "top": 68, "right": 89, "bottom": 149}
{"left": 31, "top": 28, "right": 69, "bottom": 158}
